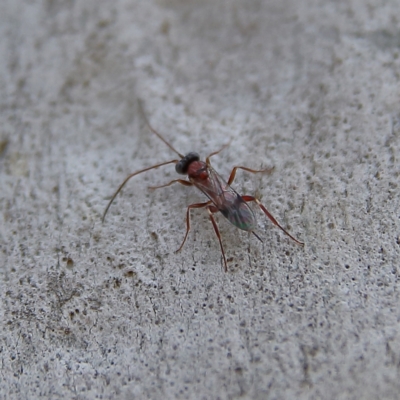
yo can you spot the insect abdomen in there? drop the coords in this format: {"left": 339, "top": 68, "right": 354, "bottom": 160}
{"left": 220, "top": 197, "right": 256, "bottom": 231}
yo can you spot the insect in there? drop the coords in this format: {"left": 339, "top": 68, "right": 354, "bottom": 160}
{"left": 102, "top": 101, "right": 304, "bottom": 271}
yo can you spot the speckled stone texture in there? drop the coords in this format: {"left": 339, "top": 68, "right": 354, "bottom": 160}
{"left": 1, "top": 1, "right": 400, "bottom": 399}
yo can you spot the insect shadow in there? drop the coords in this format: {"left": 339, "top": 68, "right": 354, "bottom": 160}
{"left": 103, "top": 100, "right": 304, "bottom": 271}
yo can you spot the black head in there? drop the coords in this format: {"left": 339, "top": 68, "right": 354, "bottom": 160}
{"left": 175, "top": 152, "right": 200, "bottom": 174}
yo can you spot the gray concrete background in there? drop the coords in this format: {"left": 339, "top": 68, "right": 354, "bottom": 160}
{"left": 1, "top": 0, "right": 400, "bottom": 399}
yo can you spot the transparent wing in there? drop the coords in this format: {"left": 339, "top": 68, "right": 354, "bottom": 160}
{"left": 192, "top": 165, "right": 256, "bottom": 231}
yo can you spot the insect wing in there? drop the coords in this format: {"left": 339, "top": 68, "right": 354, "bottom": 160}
{"left": 194, "top": 165, "right": 257, "bottom": 231}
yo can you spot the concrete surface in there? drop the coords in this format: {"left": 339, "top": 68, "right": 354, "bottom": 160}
{"left": 1, "top": 0, "right": 400, "bottom": 399}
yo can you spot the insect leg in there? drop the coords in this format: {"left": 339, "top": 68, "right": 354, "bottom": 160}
{"left": 148, "top": 179, "right": 193, "bottom": 190}
{"left": 227, "top": 166, "right": 274, "bottom": 185}
{"left": 102, "top": 159, "right": 179, "bottom": 222}
{"left": 205, "top": 140, "right": 232, "bottom": 164}
{"left": 241, "top": 195, "right": 304, "bottom": 246}
{"left": 207, "top": 205, "right": 228, "bottom": 272}
{"left": 176, "top": 201, "right": 212, "bottom": 253}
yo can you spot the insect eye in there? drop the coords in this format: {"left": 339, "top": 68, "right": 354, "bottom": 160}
{"left": 175, "top": 160, "right": 186, "bottom": 174}
{"left": 175, "top": 152, "right": 200, "bottom": 174}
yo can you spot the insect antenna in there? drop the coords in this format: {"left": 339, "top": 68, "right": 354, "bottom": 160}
{"left": 138, "top": 99, "right": 184, "bottom": 158}
{"left": 102, "top": 159, "right": 179, "bottom": 223}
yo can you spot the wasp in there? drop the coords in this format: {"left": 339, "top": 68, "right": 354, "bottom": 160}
{"left": 103, "top": 101, "right": 304, "bottom": 271}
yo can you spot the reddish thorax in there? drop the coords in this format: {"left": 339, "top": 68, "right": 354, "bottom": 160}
{"left": 187, "top": 161, "right": 209, "bottom": 181}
